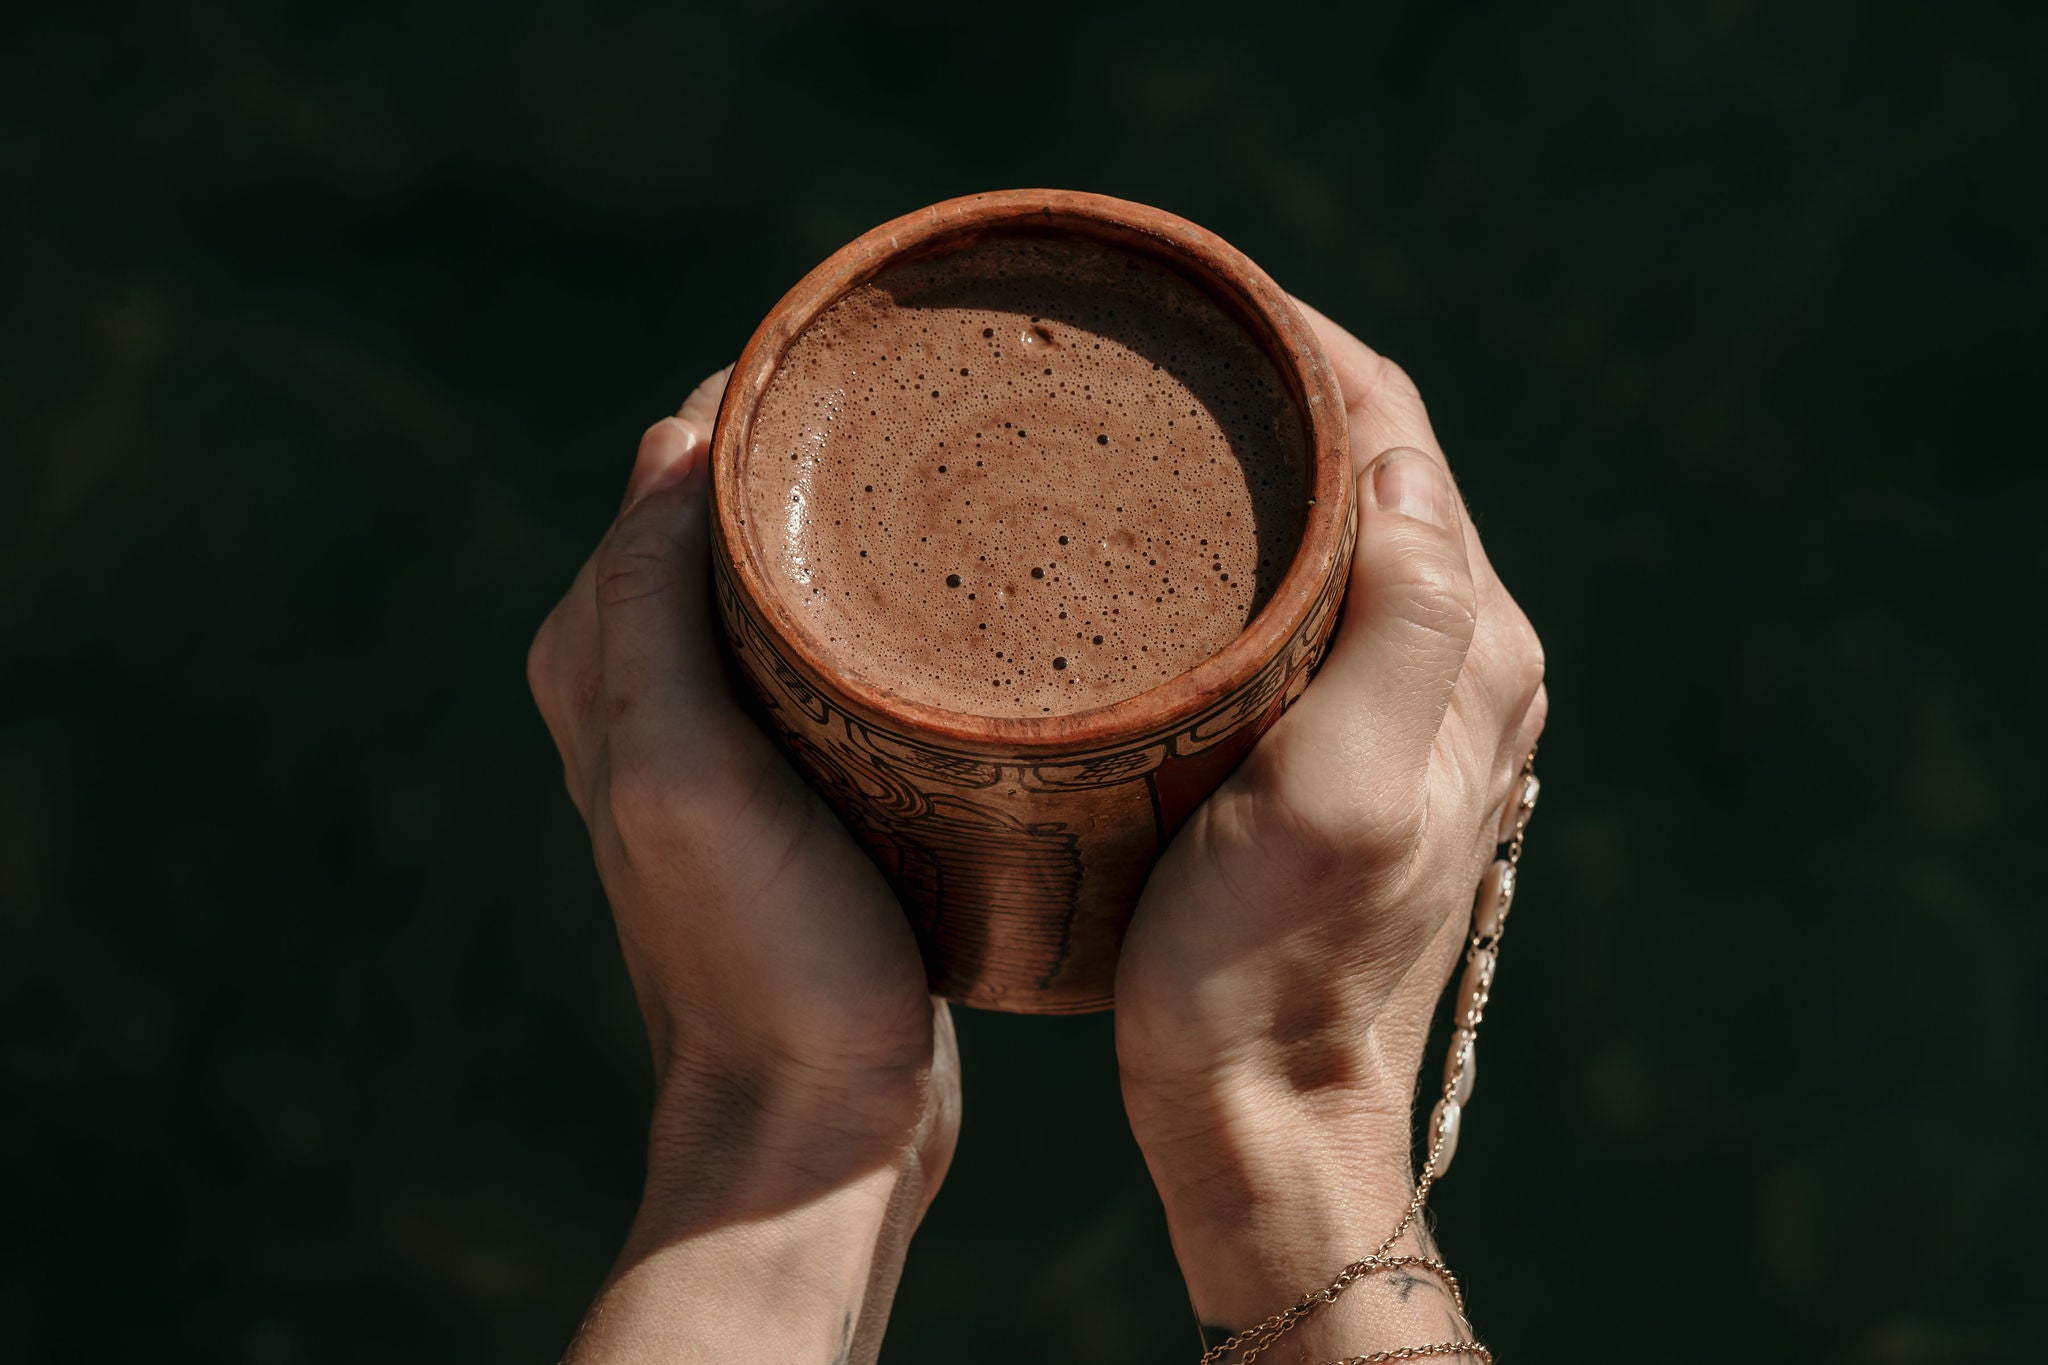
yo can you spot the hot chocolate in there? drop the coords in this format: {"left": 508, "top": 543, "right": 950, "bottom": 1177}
{"left": 739, "top": 234, "right": 1312, "bottom": 719}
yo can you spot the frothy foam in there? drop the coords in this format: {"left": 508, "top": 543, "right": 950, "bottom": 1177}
{"left": 740, "top": 235, "right": 1310, "bottom": 719}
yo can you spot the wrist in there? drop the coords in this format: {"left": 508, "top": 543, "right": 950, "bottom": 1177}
{"left": 1199, "top": 1250, "right": 1477, "bottom": 1362}
{"left": 564, "top": 1070, "right": 949, "bottom": 1365}
{"left": 1135, "top": 1083, "right": 1425, "bottom": 1321}
{"left": 644, "top": 1023, "right": 960, "bottom": 1220}
{"left": 558, "top": 1049, "right": 956, "bottom": 1364}
{"left": 1121, "top": 1015, "right": 1440, "bottom": 1328}
{"left": 568, "top": 1166, "right": 909, "bottom": 1364}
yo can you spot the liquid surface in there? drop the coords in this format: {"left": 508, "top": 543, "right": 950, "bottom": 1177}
{"left": 741, "top": 235, "right": 1310, "bottom": 719}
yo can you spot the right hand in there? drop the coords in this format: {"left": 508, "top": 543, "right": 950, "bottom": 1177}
{"left": 1115, "top": 303, "right": 1547, "bottom": 1347}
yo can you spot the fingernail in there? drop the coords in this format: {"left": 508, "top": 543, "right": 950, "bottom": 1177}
{"left": 623, "top": 420, "right": 705, "bottom": 511}
{"left": 1371, "top": 448, "right": 1453, "bottom": 529}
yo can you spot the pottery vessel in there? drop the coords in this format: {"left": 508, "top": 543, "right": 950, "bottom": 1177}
{"left": 709, "top": 189, "right": 1353, "bottom": 1013}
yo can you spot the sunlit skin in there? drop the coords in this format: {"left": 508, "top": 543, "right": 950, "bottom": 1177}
{"left": 526, "top": 304, "right": 1546, "bottom": 1362}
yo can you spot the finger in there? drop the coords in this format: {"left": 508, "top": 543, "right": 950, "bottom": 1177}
{"left": 1294, "top": 297, "right": 1537, "bottom": 740}
{"left": 1448, "top": 581, "right": 1546, "bottom": 762}
{"left": 675, "top": 364, "right": 733, "bottom": 428}
{"left": 549, "top": 368, "right": 732, "bottom": 733}
{"left": 593, "top": 415, "right": 729, "bottom": 765}
{"left": 553, "top": 557, "right": 603, "bottom": 729}
{"left": 1479, "top": 681, "right": 1550, "bottom": 848}
{"left": 526, "top": 605, "right": 575, "bottom": 786}
{"left": 1294, "top": 297, "right": 1500, "bottom": 576}
{"left": 1294, "top": 296, "right": 1495, "bottom": 587}
{"left": 1287, "top": 447, "right": 1479, "bottom": 809}
{"left": 1505, "top": 683, "right": 1548, "bottom": 787}
{"left": 1291, "top": 297, "right": 1444, "bottom": 475}
{"left": 528, "top": 566, "right": 599, "bottom": 800}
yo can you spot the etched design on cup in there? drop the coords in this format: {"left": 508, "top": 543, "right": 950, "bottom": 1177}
{"left": 710, "top": 511, "right": 1349, "bottom": 1011}
{"left": 707, "top": 190, "right": 1356, "bottom": 1012}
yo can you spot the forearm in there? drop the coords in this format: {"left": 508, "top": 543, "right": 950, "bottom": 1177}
{"left": 564, "top": 1058, "right": 949, "bottom": 1365}
{"left": 563, "top": 1163, "right": 921, "bottom": 1365}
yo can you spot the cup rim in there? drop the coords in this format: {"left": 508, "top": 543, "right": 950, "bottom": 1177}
{"left": 710, "top": 188, "right": 1352, "bottom": 755}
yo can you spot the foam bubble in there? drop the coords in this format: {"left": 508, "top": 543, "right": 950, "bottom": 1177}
{"left": 740, "top": 235, "right": 1309, "bottom": 719}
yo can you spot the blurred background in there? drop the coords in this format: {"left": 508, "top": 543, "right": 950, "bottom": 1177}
{"left": 4, "top": 2, "right": 2041, "bottom": 1361}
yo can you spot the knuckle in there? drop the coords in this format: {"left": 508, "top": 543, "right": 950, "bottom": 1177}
{"left": 1364, "top": 354, "right": 1432, "bottom": 434}
{"left": 1250, "top": 747, "right": 1420, "bottom": 884}
{"left": 1261, "top": 792, "right": 1354, "bottom": 886}
{"left": 638, "top": 415, "right": 691, "bottom": 466}
{"left": 1504, "top": 610, "right": 1545, "bottom": 698}
{"left": 1510, "top": 613, "right": 1546, "bottom": 701}
{"left": 575, "top": 666, "right": 603, "bottom": 720}
{"left": 527, "top": 610, "right": 599, "bottom": 733}
{"left": 1375, "top": 354, "right": 1422, "bottom": 403}
{"left": 525, "top": 618, "right": 555, "bottom": 709}
{"left": 594, "top": 519, "right": 682, "bottom": 612}
{"left": 1378, "top": 551, "right": 1478, "bottom": 643}
{"left": 678, "top": 367, "right": 734, "bottom": 425}
{"left": 1473, "top": 596, "right": 1544, "bottom": 714}
{"left": 559, "top": 754, "right": 590, "bottom": 816}
{"left": 602, "top": 749, "right": 679, "bottom": 846}
{"left": 599, "top": 725, "right": 756, "bottom": 848}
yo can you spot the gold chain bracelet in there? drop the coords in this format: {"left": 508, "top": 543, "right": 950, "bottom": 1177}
{"left": 1198, "top": 750, "right": 1541, "bottom": 1365}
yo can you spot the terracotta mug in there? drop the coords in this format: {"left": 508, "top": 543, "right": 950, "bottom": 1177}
{"left": 709, "top": 189, "right": 1353, "bottom": 1013}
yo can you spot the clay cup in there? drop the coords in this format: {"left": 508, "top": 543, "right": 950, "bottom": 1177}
{"left": 709, "top": 189, "right": 1353, "bottom": 1013}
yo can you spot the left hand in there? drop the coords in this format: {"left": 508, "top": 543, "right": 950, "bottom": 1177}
{"left": 527, "top": 369, "right": 960, "bottom": 1363}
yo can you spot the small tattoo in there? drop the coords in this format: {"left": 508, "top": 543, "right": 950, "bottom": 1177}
{"left": 829, "top": 1309, "right": 852, "bottom": 1365}
{"left": 1386, "top": 1268, "right": 1424, "bottom": 1302}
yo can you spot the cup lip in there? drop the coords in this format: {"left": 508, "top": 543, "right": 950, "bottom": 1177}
{"left": 710, "top": 188, "right": 1352, "bottom": 756}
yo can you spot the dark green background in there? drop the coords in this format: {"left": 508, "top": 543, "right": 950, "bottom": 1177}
{"left": 5, "top": 2, "right": 2041, "bottom": 1361}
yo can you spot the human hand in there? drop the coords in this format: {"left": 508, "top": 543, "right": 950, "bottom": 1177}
{"left": 527, "top": 369, "right": 960, "bottom": 1363}
{"left": 1115, "top": 305, "right": 1547, "bottom": 1351}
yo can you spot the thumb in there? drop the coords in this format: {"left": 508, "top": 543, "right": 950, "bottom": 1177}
{"left": 593, "top": 413, "right": 724, "bottom": 743}
{"left": 1291, "top": 446, "right": 1478, "bottom": 797}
